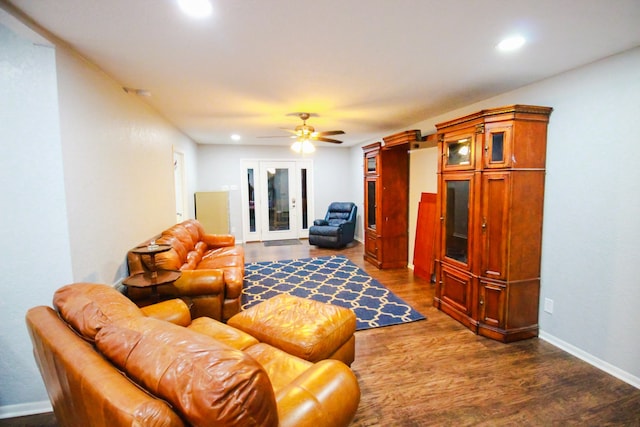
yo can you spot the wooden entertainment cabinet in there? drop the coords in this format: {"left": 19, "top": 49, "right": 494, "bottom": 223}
{"left": 433, "top": 105, "right": 553, "bottom": 342}
{"left": 362, "top": 130, "right": 420, "bottom": 269}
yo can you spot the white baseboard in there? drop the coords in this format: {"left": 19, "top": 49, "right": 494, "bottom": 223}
{"left": 539, "top": 331, "right": 640, "bottom": 389}
{"left": 0, "top": 400, "right": 52, "bottom": 419}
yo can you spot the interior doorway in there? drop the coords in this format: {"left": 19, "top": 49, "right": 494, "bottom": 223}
{"left": 241, "top": 159, "right": 314, "bottom": 242}
{"left": 173, "top": 150, "right": 187, "bottom": 224}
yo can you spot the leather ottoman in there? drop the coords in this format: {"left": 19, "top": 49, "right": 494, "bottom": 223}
{"left": 227, "top": 294, "right": 357, "bottom": 365}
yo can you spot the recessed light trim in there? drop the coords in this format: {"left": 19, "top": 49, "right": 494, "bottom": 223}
{"left": 497, "top": 35, "right": 526, "bottom": 52}
{"left": 177, "top": 0, "right": 213, "bottom": 19}
{"left": 231, "top": 134, "right": 241, "bottom": 141}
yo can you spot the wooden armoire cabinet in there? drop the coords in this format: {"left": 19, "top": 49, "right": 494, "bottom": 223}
{"left": 362, "top": 130, "right": 419, "bottom": 269}
{"left": 433, "top": 105, "right": 552, "bottom": 342}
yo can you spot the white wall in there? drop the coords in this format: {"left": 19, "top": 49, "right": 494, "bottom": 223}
{"left": 55, "top": 47, "right": 197, "bottom": 284}
{"left": 0, "top": 17, "right": 199, "bottom": 416}
{"left": 401, "top": 47, "right": 640, "bottom": 386}
{"left": 197, "top": 144, "right": 354, "bottom": 241}
{"left": 0, "top": 22, "right": 73, "bottom": 413}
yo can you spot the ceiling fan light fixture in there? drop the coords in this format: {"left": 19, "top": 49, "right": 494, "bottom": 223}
{"left": 291, "top": 139, "right": 315, "bottom": 154}
{"left": 302, "top": 140, "right": 315, "bottom": 153}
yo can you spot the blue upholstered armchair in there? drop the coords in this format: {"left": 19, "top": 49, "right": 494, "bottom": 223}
{"left": 309, "top": 202, "right": 357, "bottom": 248}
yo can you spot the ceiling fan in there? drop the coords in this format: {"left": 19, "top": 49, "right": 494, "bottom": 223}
{"left": 260, "top": 113, "right": 345, "bottom": 145}
{"left": 285, "top": 112, "right": 345, "bottom": 144}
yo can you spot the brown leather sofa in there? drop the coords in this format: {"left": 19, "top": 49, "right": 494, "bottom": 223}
{"left": 26, "top": 283, "right": 360, "bottom": 427}
{"left": 126, "top": 219, "right": 244, "bottom": 321}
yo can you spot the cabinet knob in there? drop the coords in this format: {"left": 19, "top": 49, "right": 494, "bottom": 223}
{"left": 479, "top": 299, "right": 484, "bottom": 306}
{"left": 481, "top": 217, "right": 487, "bottom": 230}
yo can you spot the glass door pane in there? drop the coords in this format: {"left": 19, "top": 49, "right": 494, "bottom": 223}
{"left": 367, "top": 179, "right": 376, "bottom": 229}
{"left": 260, "top": 161, "right": 297, "bottom": 240}
{"left": 445, "top": 179, "right": 470, "bottom": 264}
{"left": 295, "top": 160, "right": 314, "bottom": 238}
{"left": 447, "top": 138, "right": 472, "bottom": 166}
{"left": 300, "top": 168, "right": 308, "bottom": 230}
{"left": 267, "top": 167, "right": 290, "bottom": 231}
{"left": 247, "top": 168, "right": 256, "bottom": 232}
{"left": 443, "top": 131, "right": 475, "bottom": 170}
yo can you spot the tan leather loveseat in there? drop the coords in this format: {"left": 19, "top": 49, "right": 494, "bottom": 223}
{"left": 26, "top": 283, "right": 360, "bottom": 427}
{"left": 126, "top": 219, "right": 243, "bottom": 321}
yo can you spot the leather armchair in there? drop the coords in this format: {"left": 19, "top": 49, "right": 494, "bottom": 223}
{"left": 309, "top": 202, "right": 357, "bottom": 248}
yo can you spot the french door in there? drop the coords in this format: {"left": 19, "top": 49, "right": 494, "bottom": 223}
{"left": 241, "top": 160, "right": 314, "bottom": 242}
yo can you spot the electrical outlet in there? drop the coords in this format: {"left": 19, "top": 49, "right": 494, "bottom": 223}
{"left": 544, "top": 298, "right": 554, "bottom": 314}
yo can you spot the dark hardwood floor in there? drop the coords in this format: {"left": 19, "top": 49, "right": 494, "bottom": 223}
{"left": 4, "top": 240, "right": 640, "bottom": 426}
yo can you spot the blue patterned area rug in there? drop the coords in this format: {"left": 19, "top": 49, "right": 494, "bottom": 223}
{"left": 242, "top": 255, "right": 426, "bottom": 331}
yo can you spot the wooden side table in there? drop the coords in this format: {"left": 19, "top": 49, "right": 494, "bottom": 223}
{"left": 123, "top": 244, "right": 182, "bottom": 302}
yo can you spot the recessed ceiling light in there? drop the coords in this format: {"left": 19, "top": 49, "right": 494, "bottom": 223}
{"left": 231, "top": 134, "right": 241, "bottom": 141}
{"left": 177, "top": 0, "right": 213, "bottom": 19}
{"left": 497, "top": 35, "right": 526, "bottom": 52}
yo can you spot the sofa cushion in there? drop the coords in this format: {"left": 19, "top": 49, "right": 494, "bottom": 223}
{"left": 158, "top": 235, "right": 188, "bottom": 261}
{"left": 163, "top": 225, "right": 195, "bottom": 251}
{"left": 308, "top": 225, "right": 343, "bottom": 237}
{"left": 199, "top": 246, "right": 244, "bottom": 268}
{"left": 53, "top": 283, "right": 143, "bottom": 341}
{"left": 187, "top": 316, "right": 258, "bottom": 350}
{"left": 96, "top": 316, "right": 278, "bottom": 427}
{"left": 182, "top": 220, "right": 203, "bottom": 246}
{"left": 244, "top": 343, "right": 312, "bottom": 394}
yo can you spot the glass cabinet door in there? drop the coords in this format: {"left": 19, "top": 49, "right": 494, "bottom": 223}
{"left": 365, "top": 152, "right": 378, "bottom": 175}
{"left": 483, "top": 123, "right": 513, "bottom": 169}
{"left": 442, "top": 173, "right": 474, "bottom": 267}
{"left": 443, "top": 131, "right": 475, "bottom": 170}
{"left": 365, "top": 178, "right": 377, "bottom": 230}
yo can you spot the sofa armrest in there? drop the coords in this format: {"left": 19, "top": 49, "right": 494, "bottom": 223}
{"left": 140, "top": 299, "right": 192, "bottom": 327}
{"left": 339, "top": 220, "right": 355, "bottom": 235}
{"left": 202, "top": 234, "right": 235, "bottom": 248}
{"left": 173, "top": 269, "right": 225, "bottom": 295}
{"left": 26, "top": 306, "right": 186, "bottom": 427}
{"left": 313, "top": 219, "right": 328, "bottom": 226}
{"left": 276, "top": 360, "right": 360, "bottom": 427}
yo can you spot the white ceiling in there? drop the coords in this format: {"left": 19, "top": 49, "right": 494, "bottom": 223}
{"left": 4, "top": 0, "right": 640, "bottom": 147}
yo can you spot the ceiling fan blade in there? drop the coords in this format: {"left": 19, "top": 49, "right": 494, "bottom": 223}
{"left": 313, "top": 137, "right": 343, "bottom": 144}
{"left": 315, "top": 130, "right": 345, "bottom": 136}
{"left": 257, "top": 135, "right": 295, "bottom": 139}
{"left": 280, "top": 128, "right": 298, "bottom": 134}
